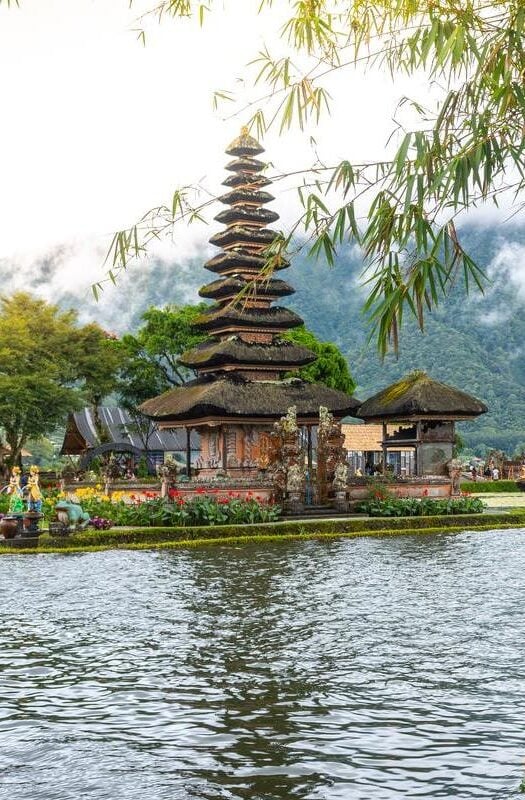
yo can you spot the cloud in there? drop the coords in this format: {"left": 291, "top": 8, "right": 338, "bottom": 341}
{"left": 489, "top": 240, "right": 525, "bottom": 294}
{"left": 0, "top": 236, "right": 206, "bottom": 334}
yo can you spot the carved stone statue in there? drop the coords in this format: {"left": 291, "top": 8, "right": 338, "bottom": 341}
{"left": 447, "top": 458, "right": 463, "bottom": 496}
{"left": 286, "top": 462, "right": 305, "bottom": 493}
{"left": 332, "top": 461, "right": 349, "bottom": 492}
{"left": 267, "top": 406, "right": 306, "bottom": 512}
{"left": 157, "top": 457, "right": 179, "bottom": 498}
{"left": 317, "top": 406, "right": 347, "bottom": 505}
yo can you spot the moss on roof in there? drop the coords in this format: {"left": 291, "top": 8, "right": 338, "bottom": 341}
{"left": 358, "top": 371, "right": 488, "bottom": 420}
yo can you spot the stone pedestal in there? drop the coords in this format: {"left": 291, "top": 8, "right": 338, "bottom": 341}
{"left": 23, "top": 512, "right": 43, "bottom": 537}
{"left": 333, "top": 490, "right": 348, "bottom": 513}
{"left": 285, "top": 491, "right": 304, "bottom": 514}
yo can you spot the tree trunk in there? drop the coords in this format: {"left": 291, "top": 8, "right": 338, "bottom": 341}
{"left": 5, "top": 430, "right": 25, "bottom": 469}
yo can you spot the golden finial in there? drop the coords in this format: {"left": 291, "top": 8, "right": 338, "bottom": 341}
{"left": 240, "top": 125, "right": 249, "bottom": 137}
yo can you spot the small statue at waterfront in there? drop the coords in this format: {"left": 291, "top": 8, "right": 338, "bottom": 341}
{"left": 4, "top": 466, "right": 25, "bottom": 514}
{"left": 55, "top": 498, "right": 91, "bottom": 531}
{"left": 25, "top": 465, "right": 43, "bottom": 513}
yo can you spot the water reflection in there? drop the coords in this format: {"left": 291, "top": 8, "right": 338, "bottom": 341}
{"left": 1, "top": 530, "right": 525, "bottom": 799}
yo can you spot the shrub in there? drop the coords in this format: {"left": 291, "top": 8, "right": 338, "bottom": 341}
{"left": 356, "top": 496, "right": 485, "bottom": 517}
{"left": 461, "top": 480, "right": 520, "bottom": 493}
{"left": 79, "top": 492, "right": 281, "bottom": 527}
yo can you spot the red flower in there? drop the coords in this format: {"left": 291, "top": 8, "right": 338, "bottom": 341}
{"left": 196, "top": 487, "right": 206, "bottom": 495}
{"left": 422, "top": 489, "right": 429, "bottom": 497}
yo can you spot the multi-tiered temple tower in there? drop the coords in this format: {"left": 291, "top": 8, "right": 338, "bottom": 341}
{"left": 141, "top": 130, "right": 360, "bottom": 476}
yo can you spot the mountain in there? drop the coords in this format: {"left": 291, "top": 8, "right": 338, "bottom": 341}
{"left": 285, "top": 225, "right": 525, "bottom": 455}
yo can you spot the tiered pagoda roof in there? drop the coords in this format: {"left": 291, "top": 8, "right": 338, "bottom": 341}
{"left": 141, "top": 130, "right": 360, "bottom": 427}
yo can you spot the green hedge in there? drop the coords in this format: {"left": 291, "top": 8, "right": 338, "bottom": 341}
{"left": 3, "top": 517, "right": 525, "bottom": 556}
{"left": 26, "top": 511, "right": 525, "bottom": 550}
{"left": 462, "top": 480, "right": 522, "bottom": 493}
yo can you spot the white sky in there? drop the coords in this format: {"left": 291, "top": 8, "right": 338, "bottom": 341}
{"left": 0, "top": 3, "right": 416, "bottom": 249}
{"left": 0, "top": 0, "right": 520, "bottom": 320}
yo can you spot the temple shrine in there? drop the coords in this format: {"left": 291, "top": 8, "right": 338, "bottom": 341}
{"left": 141, "top": 130, "right": 360, "bottom": 475}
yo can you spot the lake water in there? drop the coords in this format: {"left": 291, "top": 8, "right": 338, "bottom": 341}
{"left": 1, "top": 529, "right": 525, "bottom": 800}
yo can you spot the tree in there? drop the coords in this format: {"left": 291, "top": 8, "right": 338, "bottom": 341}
{"left": 285, "top": 326, "right": 356, "bottom": 394}
{"left": 118, "top": 303, "right": 355, "bottom": 401}
{"left": 0, "top": 293, "right": 120, "bottom": 465}
{"left": 103, "top": 1, "right": 525, "bottom": 355}
{"left": 118, "top": 303, "right": 208, "bottom": 407}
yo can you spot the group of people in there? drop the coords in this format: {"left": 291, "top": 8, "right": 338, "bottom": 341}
{"left": 2, "top": 465, "right": 43, "bottom": 514}
{"left": 470, "top": 464, "right": 500, "bottom": 482}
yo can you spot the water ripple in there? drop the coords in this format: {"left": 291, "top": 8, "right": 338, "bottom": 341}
{"left": 1, "top": 529, "right": 525, "bottom": 799}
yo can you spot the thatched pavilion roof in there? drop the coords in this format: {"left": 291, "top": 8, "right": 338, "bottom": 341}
{"left": 140, "top": 376, "right": 361, "bottom": 425}
{"left": 357, "top": 371, "right": 488, "bottom": 421}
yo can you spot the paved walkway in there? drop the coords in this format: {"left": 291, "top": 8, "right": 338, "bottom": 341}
{"left": 473, "top": 493, "right": 525, "bottom": 509}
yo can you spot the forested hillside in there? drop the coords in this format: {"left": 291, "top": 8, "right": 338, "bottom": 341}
{"left": 286, "top": 226, "right": 525, "bottom": 455}
{"left": 96, "top": 223, "right": 524, "bottom": 455}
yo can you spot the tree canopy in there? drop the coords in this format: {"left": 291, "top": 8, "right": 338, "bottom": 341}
{"left": 285, "top": 325, "right": 356, "bottom": 394}
{"left": 0, "top": 293, "right": 120, "bottom": 464}
{"left": 117, "top": 303, "right": 208, "bottom": 407}
{"left": 102, "top": 0, "right": 525, "bottom": 355}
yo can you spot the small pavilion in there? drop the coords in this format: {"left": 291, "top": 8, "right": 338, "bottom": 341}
{"left": 61, "top": 406, "right": 200, "bottom": 474}
{"left": 357, "top": 371, "right": 487, "bottom": 476}
{"left": 140, "top": 130, "right": 360, "bottom": 476}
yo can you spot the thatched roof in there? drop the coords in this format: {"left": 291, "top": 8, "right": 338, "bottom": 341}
{"left": 225, "top": 131, "right": 264, "bottom": 157}
{"left": 222, "top": 173, "right": 271, "bottom": 189}
{"left": 204, "top": 248, "right": 289, "bottom": 273}
{"left": 225, "top": 156, "right": 266, "bottom": 173}
{"left": 358, "top": 372, "right": 488, "bottom": 421}
{"left": 179, "top": 338, "right": 316, "bottom": 369}
{"left": 140, "top": 376, "right": 361, "bottom": 423}
{"left": 218, "top": 188, "right": 274, "bottom": 206}
{"left": 196, "top": 305, "right": 303, "bottom": 331}
{"left": 199, "top": 276, "right": 294, "bottom": 300}
{"left": 214, "top": 206, "right": 279, "bottom": 226}
{"left": 209, "top": 225, "right": 277, "bottom": 249}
